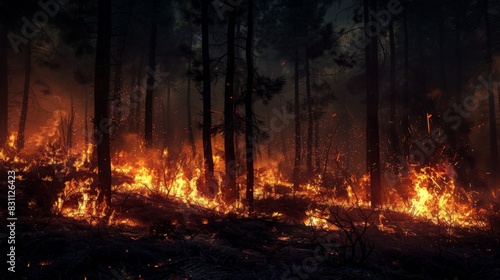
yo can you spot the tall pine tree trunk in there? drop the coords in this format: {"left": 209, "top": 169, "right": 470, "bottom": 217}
{"left": 145, "top": 21, "right": 157, "bottom": 148}
{"left": 224, "top": 9, "right": 238, "bottom": 204}
{"left": 161, "top": 85, "right": 168, "bottom": 149}
{"left": 130, "top": 56, "right": 143, "bottom": 133}
{"left": 84, "top": 87, "right": 89, "bottom": 148}
{"left": 484, "top": 0, "right": 499, "bottom": 180}
{"left": 402, "top": 2, "right": 410, "bottom": 158}
{"left": 389, "top": 20, "right": 401, "bottom": 170}
{"left": 293, "top": 50, "right": 301, "bottom": 192}
{"left": 245, "top": 0, "right": 255, "bottom": 213}
{"left": 17, "top": 43, "right": 31, "bottom": 152}
{"left": 0, "top": 24, "right": 7, "bottom": 147}
{"left": 305, "top": 51, "right": 313, "bottom": 177}
{"left": 314, "top": 115, "right": 320, "bottom": 172}
{"left": 128, "top": 63, "right": 135, "bottom": 133}
{"left": 455, "top": 0, "right": 463, "bottom": 99}
{"left": 364, "top": 0, "right": 370, "bottom": 174}
{"left": 94, "top": 0, "right": 112, "bottom": 206}
{"left": 366, "top": 0, "right": 382, "bottom": 207}
{"left": 438, "top": 5, "right": 447, "bottom": 92}
{"left": 165, "top": 80, "right": 172, "bottom": 150}
{"left": 112, "top": 59, "right": 123, "bottom": 131}
{"left": 67, "top": 93, "right": 74, "bottom": 150}
{"left": 84, "top": 86, "right": 90, "bottom": 162}
{"left": 187, "top": 30, "right": 196, "bottom": 156}
{"left": 282, "top": 127, "right": 288, "bottom": 161}
{"left": 202, "top": 0, "right": 215, "bottom": 184}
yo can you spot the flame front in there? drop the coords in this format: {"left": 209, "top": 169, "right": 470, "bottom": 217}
{"left": 0, "top": 130, "right": 494, "bottom": 230}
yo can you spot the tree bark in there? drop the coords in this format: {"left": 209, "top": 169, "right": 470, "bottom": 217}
{"left": 455, "top": 0, "right": 463, "bottom": 99}
{"left": 112, "top": 59, "right": 123, "bottom": 131}
{"left": 314, "top": 114, "right": 320, "bottom": 173}
{"left": 17, "top": 43, "right": 31, "bottom": 152}
{"left": 129, "top": 56, "right": 143, "bottom": 133}
{"left": 145, "top": 21, "right": 157, "bottom": 148}
{"left": 245, "top": 0, "right": 255, "bottom": 213}
{"left": 389, "top": 20, "right": 401, "bottom": 171}
{"left": 484, "top": 0, "right": 499, "bottom": 180}
{"left": 67, "top": 93, "right": 74, "bottom": 150}
{"left": 165, "top": 80, "right": 172, "bottom": 150}
{"left": 293, "top": 50, "right": 301, "bottom": 192}
{"left": 364, "top": 0, "right": 370, "bottom": 174}
{"left": 402, "top": 2, "right": 410, "bottom": 158}
{"left": 187, "top": 29, "right": 196, "bottom": 156}
{"left": 0, "top": 24, "right": 8, "bottom": 147}
{"left": 84, "top": 86, "right": 91, "bottom": 162}
{"left": 282, "top": 126, "right": 288, "bottom": 162}
{"left": 94, "top": 0, "right": 112, "bottom": 206}
{"left": 366, "top": 0, "right": 382, "bottom": 207}
{"left": 438, "top": 4, "right": 447, "bottom": 92}
{"left": 224, "top": 9, "right": 238, "bottom": 204}
{"left": 84, "top": 87, "right": 88, "bottom": 149}
{"left": 202, "top": 0, "right": 215, "bottom": 184}
{"left": 305, "top": 51, "right": 313, "bottom": 177}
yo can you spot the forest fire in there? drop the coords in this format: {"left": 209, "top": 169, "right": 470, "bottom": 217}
{"left": 2, "top": 129, "right": 491, "bottom": 230}
{"left": 2, "top": 0, "right": 500, "bottom": 278}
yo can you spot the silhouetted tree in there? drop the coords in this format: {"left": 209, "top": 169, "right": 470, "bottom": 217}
{"left": 484, "top": 0, "right": 499, "bottom": 180}
{"left": 0, "top": 23, "right": 8, "bottom": 147}
{"left": 16, "top": 43, "right": 31, "bottom": 152}
{"left": 145, "top": 4, "right": 158, "bottom": 148}
{"left": 223, "top": 7, "right": 238, "bottom": 204}
{"left": 94, "top": 0, "right": 112, "bottom": 206}
{"left": 364, "top": 0, "right": 382, "bottom": 207}
{"left": 245, "top": 0, "right": 255, "bottom": 213}
{"left": 202, "top": 0, "right": 215, "bottom": 184}
{"left": 388, "top": 20, "right": 401, "bottom": 171}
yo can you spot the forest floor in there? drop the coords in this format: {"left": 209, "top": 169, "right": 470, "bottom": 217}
{"left": 1, "top": 188, "right": 499, "bottom": 280}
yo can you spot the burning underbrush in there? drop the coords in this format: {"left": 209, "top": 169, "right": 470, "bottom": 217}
{"left": 1, "top": 136, "right": 500, "bottom": 279}
{"left": 1, "top": 131, "right": 498, "bottom": 231}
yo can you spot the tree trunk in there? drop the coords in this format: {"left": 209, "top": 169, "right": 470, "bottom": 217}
{"left": 0, "top": 24, "right": 8, "bottom": 147}
{"left": 389, "top": 20, "right": 401, "bottom": 171}
{"left": 67, "top": 93, "right": 74, "bottom": 150}
{"left": 17, "top": 43, "right": 31, "bottom": 152}
{"left": 223, "top": 9, "right": 238, "bottom": 204}
{"left": 402, "top": 2, "right": 410, "bottom": 158}
{"left": 161, "top": 86, "right": 168, "bottom": 148}
{"left": 129, "top": 56, "right": 143, "bottom": 133}
{"left": 84, "top": 87, "right": 88, "bottom": 148}
{"left": 314, "top": 114, "right": 320, "bottom": 173}
{"left": 455, "top": 0, "right": 463, "bottom": 100}
{"left": 366, "top": 0, "right": 382, "bottom": 207}
{"left": 128, "top": 62, "right": 135, "bottom": 133}
{"left": 484, "top": 0, "right": 499, "bottom": 180}
{"left": 84, "top": 86, "right": 89, "bottom": 162}
{"left": 187, "top": 30, "right": 196, "bottom": 156}
{"left": 202, "top": 0, "right": 215, "bottom": 184}
{"left": 438, "top": 5, "right": 447, "bottom": 92}
{"left": 112, "top": 59, "right": 123, "bottom": 131}
{"left": 145, "top": 21, "right": 157, "bottom": 148}
{"left": 245, "top": 0, "right": 255, "bottom": 213}
{"left": 165, "top": 80, "right": 172, "bottom": 150}
{"left": 267, "top": 111, "right": 271, "bottom": 158}
{"left": 282, "top": 127, "right": 288, "bottom": 162}
{"left": 293, "top": 50, "right": 301, "bottom": 192}
{"left": 364, "top": 0, "right": 370, "bottom": 174}
{"left": 94, "top": 0, "right": 112, "bottom": 206}
{"left": 305, "top": 51, "right": 313, "bottom": 177}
